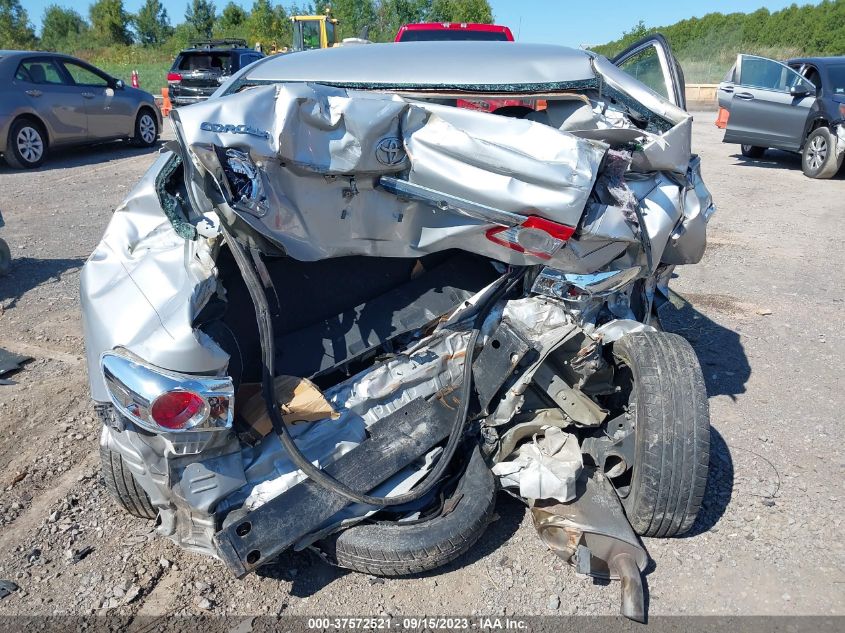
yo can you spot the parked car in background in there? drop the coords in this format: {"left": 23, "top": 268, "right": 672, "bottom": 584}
{"left": 394, "top": 22, "right": 514, "bottom": 42}
{"left": 717, "top": 54, "right": 845, "bottom": 178}
{"left": 395, "top": 23, "right": 538, "bottom": 117}
{"left": 0, "top": 51, "right": 161, "bottom": 169}
{"left": 167, "top": 40, "right": 264, "bottom": 108}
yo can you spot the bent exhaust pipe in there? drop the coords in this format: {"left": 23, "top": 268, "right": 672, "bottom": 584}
{"left": 531, "top": 469, "right": 648, "bottom": 622}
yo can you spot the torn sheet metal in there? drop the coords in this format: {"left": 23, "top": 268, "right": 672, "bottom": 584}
{"left": 486, "top": 297, "right": 581, "bottom": 427}
{"left": 222, "top": 328, "right": 472, "bottom": 516}
{"left": 172, "top": 83, "right": 606, "bottom": 263}
{"left": 493, "top": 426, "right": 582, "bottom": 502}
{"left": 592, "top": 55, "right": 692, "bottom": 174}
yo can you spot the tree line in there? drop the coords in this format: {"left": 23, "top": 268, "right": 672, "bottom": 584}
{"left": 593, "top": 0, "right": 845, "bottom": 62}
{"left": 0, "top": 0, "right": 494, "bottom": 54}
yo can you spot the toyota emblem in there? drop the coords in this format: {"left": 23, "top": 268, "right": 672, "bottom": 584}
{"left": 376, "top": 137, "right": 405, "bottom": 166}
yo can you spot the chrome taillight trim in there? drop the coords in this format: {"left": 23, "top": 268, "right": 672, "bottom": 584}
{"left": 101, "top": 350, "right": 234, "bottom": 433}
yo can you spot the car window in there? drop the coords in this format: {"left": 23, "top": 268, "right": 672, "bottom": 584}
{"left": 827, "top": 64, "right": 845, "bottom": 95}
{"left": 240, "top": 54, "right": 261, "bottom": 69}
{"left": 62, "top": 61, "right": 109, "bottom": 87}
{"left": 325, "top": 20, "right": 336, "bottom": 45}
{"left": 301, "top": 20, "right": 321, "bottom": 49}
{"left": 614, "top": 45, "right": 670, "bottom": 100}
{"left": 15, "top": 59, "right": 66, "bottom": 85}
{"left": 723, "top": 64, "right": 737, "bottom": 83}
{"left": 802, "top": 66, "right": 822, "bottom": 91}
{"left": 177, "top": 52, "right": 233, "bottom": 73}
{"left": 739, "top": 55, "right": 806, "bottom": 92}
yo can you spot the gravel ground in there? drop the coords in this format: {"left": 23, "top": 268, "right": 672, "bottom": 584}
{"left": 0, "top": 114, "right": 843, "bottom": 621}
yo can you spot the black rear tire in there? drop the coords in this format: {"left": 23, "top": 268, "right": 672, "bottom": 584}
{"left": 99, "top": 443, "right": 157, "bottom": 519}
{"left": 322, "top": 447, "right": 496, "bottom": 576}
{"left": 132, "top": 109, "right": 158, "bottom": 147}
{"left": 802, "top": 127, "right": 843, "bottom": 179}
{"left": 5, "top": 118, "right": 47, "bottom": 169}
{"left": 740, "top": 144, "right": 766, "bottom": 158}
{"left": 612, "top": 332, "right": 710, "bottom": 537}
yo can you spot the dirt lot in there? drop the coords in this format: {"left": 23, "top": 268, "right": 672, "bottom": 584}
{"left": 0, "top": 115, "right": 843, "bottom": 622}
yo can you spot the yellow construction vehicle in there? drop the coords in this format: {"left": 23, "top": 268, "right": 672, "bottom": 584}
{"left": 290, "top": 7, "right": 340, "bottom": 51}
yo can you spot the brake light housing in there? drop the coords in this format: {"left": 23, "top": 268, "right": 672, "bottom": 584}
{"left": 150, "top": 390, "right": 207, "bottom": 430}
{"left": 167, "top": 72, "right": 183, "bottom": 83}
{"left": 486, "top": 216, "right": 575, "bottom": 260}
{"left": 101, "top": 350, "right": 233, "bottom": 433}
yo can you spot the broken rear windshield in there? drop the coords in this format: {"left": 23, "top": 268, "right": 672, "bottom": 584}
{"left": 397, "top": 30, "right": 509, "bottom": 42}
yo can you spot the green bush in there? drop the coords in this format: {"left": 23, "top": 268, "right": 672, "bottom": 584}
{"left": 593, "top": 0, "right": 845, "bottom": 83}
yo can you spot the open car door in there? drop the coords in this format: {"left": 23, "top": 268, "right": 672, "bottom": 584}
{"left": 717, "top": 54, "right": 815, "bottom": 151}
{"left": 611, "top": 33, "right": 686, "bottom": 110}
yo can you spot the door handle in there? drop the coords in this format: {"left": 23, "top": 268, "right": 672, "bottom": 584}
{"left": 81, "top": 92, "right": 95, "bottom": 99}
{"left": 735, "top": 92, "right": 754, "bottom": 100}
{"left": 25, "top": 89, "right": 42, "bottom": 97}
{"left": 721, "top": 85, "right": 734, "bottom": 93}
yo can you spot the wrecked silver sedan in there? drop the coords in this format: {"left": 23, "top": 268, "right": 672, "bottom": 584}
{"left": 81, "top": 37, "right": 714, "bottom": 621}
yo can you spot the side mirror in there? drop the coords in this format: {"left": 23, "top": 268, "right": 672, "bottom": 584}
{"left": 789, "top": 84, "right": 810, "bottom": 97}
{"left": 114, "top": 79, "right": 125, "bottom": 90}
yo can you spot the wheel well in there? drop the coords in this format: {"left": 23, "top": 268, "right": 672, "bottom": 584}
{"left": 491, "top": 105, "right": 534, "bottom": 119}
{"left": 799, "top": 118, "right": 829, "bottom": 151}
{"left": 810, "top": 118, "right": 829, "bottom": 132}
{"left": 9, "top": 114, "right": 49, "bottom": 148}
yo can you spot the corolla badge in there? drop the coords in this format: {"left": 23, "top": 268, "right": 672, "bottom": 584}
{"left": 200, "top": 122, "right": 270, "bottom": 140}
{"left": 376, "top": 137, "right": 406, "bottom": 166}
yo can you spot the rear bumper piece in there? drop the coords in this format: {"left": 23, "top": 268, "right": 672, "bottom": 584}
{"left": 215, "top": 396, "right": 454, "bottom": 577}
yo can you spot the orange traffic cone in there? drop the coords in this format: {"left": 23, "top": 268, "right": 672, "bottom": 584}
{"left": 161, "top": 88, "right": 172, "bottom": 117}
{"left": 131, "top": 69, "right": 140, "bottom": 89}
{"left": 715, "top": 106, "right": 729, "bottom": 129}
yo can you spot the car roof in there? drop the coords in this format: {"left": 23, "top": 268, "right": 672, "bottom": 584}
{"left": 180, "top": 47, "right": 254, "bottom": 53}
{"left": 787, "top": 56, "right": 845, "bottom": 66}
{"left": 243, "top": 41, "right": 594, "bottom": 89}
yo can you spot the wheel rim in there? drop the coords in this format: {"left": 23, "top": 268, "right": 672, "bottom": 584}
{"left": 807, "top": 135, "right": 827, "bottom": 170}
{"left": 16, "top": 126, "right": 43, "bottom": 163}
{"left": 742, "top": 144, "right": 752, "bottom": 153}
{"left": 139, "top": 114, "right": 156, "bottom": 144}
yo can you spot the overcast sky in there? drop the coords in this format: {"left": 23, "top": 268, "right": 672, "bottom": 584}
{"left": 23, "top": 0, "right": 822, "bottom": 45}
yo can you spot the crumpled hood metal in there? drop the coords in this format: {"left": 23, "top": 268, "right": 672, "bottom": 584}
{"left": 172, "top": 83, "right": 606, "bottom": 262}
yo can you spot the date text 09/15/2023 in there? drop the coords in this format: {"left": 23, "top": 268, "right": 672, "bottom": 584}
{"left": 306, "top": 617, "right": 529, "bottom": 630}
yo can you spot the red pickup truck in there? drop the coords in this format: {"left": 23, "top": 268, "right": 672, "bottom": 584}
{"left": 394, "top": 23, "right": 541, "bottom": 117}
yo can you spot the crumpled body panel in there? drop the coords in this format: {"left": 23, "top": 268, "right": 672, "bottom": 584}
{"left": 174, "top": 83, "right": 606, "bottom": 263}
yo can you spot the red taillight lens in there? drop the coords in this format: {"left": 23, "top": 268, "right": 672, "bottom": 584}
{"left": 167, "top": 72, "right": 182, "bottom": 83}
{"left": 486, "top": 216, "right": 575, "bottom": 260}
{"left": 150, "top": 391, "right": 205, "bottom": 430}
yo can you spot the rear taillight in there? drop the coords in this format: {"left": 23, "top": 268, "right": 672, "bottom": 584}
{"left": 167, "top": 72, "right": 182, "bottom": 83}
{"left": 486, "top": 216, "right": 575, "bottom": 260}
{"left": 150, "top": 391, "right": 207, "bottom": 430}
{"left": 101, "top": 351, "right": 233, "bottom": 434}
